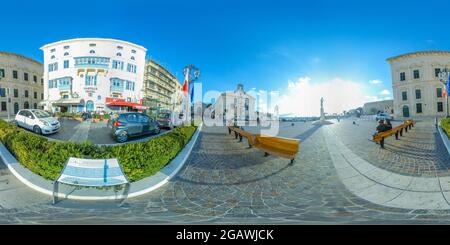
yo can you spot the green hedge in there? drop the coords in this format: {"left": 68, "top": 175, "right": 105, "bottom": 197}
{"left": 442, "top": 118, "right": 450, "bottom": 138}
{"left": 0, "top": 120, "right": 196, "bottom": 182}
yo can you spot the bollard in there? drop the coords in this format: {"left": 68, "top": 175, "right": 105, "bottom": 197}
{"left": 395, "top": 131, "right": 399, "bottom": 140}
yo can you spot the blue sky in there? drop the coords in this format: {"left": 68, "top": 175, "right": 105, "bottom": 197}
{"left": 2, "top": 0, "right": 450, "bottom": 115}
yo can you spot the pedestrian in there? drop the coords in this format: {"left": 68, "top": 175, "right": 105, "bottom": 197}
{"left": 375, "top": 120, "right": 389, "bottom": 149}
{"left": 385, "top": 119, "right": 392, "bottom": 130}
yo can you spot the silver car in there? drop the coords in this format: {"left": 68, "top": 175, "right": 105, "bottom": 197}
{"left": 15, "top": 109, "right": 61, "bottom": 135}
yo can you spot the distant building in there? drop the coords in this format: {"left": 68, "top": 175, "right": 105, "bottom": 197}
{"left": 41, "top": 38, "right": 147, "bottom": 113}
{"left": 213, "top": 84, "right": 256, "bottom": 123}
{"left": 387, "top": 51, "right": 449, "bottom": 118}
{"left": 0, "top": 52, "right": 44, "bottom": 118}
{"left": 143, "top": 59, "right": 182, "bottom": 113}
{"left": 363, "top": 100, "right": 394, "bottom": 115}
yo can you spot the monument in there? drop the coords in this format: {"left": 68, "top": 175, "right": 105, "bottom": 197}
{"left": 320, "top": 97, "right": 325, "bottom": 121}
{"left": 313, "top": 97, "right": 333, "bottom": 125}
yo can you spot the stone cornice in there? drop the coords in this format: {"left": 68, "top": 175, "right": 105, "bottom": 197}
{"left": 387, "top": 51, "right": 450, "bottom": 63}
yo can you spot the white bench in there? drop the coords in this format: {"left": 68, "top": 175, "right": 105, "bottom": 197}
{"left": 53, "top": 157, "right": 129, "bottom": 204}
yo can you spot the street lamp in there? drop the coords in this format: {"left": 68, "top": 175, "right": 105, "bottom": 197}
{"left": 437, "top": 68, "right": 450, "bottom": 118}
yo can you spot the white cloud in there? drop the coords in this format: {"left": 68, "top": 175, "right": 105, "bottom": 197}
{"left": 370, "top": 79, "right": 382, "bottom": 85}
{"left": 269, "top": 77, "right": 375, "bottom": 116}
{"left": 379, "top": 89, "right": 391, "bottom": 96}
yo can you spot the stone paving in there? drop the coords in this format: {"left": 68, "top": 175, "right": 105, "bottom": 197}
{"left": 0, "top": 119, "right": 450, "bottom": 223}
{"left": 330, "top": 119, "right": 450, "bottom": 177}
{"left": 47, "top": 119, "right": 168, "bottom": 144}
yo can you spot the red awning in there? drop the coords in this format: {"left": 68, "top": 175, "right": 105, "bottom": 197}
{"left": 107, "top": 101, "right": 142, "bottom": 108}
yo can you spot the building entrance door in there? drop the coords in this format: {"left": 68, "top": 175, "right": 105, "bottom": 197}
{"left": 86, "top": 100, "right": 94, "bottom": 112}
{"left": 402, "top": 105, "right": 410, "bottom": 118}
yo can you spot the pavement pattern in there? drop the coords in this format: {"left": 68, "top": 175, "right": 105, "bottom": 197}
{"left": 1, "top": 119, "right": 450, "bottom": 224}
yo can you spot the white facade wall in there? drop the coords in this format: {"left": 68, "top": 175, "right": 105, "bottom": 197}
{"left": 213, "top": 84, "right": 256, "bottom": 123}
{"left": 41, "top": 38, "right": 146, "bottom": 112}
{"left": 387, "top": 51, "right": 450, "bottom": 118}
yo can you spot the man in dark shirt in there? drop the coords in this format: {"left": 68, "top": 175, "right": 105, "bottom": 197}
{"left": 375, "top": 120, "right": 389, "bottom": 148}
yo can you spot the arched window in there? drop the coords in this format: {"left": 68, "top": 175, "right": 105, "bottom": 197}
{"left": 24, "top": 102, "right": 29, "bottom": 109}
{"left": 64, "top": 52, "right": 69, "bottom": 56}
{"left": 51, "top": 55, "right": 55, "bottom": 59}
{"left": 131, "top": 56, "right": 135, "bottom": 60}
{"left": 116, "top": 52, "right": 122, "bottom": 57}
{"left": 33, "top": 103, "right": 37, "bottom": 109}
{"left": 89, "top": 50, "right": 95, "bottom": 54}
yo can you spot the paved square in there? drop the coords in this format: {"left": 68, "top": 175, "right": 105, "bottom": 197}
{"left": 0, "top": 119, "right": 450, "bottom": 224}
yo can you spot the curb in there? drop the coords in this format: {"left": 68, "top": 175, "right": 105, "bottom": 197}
{"left": 0, "top": 124, "right": 202, "bottom": 201}
{"left": 438, "top": 125, "right": 450, "bottom": 156}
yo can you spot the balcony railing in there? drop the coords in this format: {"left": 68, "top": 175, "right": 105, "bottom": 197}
{"left": 110, "top": 86, "right": 124, "bottom": 92}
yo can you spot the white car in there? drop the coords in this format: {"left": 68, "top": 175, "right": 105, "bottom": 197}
{"left": 375, "top": 112, "right": 394, "bottom": 121}
{"left": 15, "top": 109, "right": 61, "bottom": 135}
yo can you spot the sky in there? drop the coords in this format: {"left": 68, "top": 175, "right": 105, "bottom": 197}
{"left": 2, "top": 0, "right": 450, "bottom": 116}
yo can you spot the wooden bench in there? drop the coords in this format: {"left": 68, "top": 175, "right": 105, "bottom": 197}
{"left": 372, "top": 120, "right": 415, "bottom": 148}
{"left": 234, "top": 128, "right": 257, "bottom": 147}
{"left": 254, "top": 135, "right": 301, "bottom": 164}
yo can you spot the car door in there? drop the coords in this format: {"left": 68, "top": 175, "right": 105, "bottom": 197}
{"left": 138, "top": 114, "right": 150, "bottom": 134}
{"left": 16, "top": 110, "right": 26, "bottom": 127}
{"left": 126, "top": 114, "right": 142, "bottom": 136}
{"left": 24, "top": 111, "right": 35, "bottom": 130}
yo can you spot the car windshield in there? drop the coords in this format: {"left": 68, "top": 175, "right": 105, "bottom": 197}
{"left": 158, "top": 113, "right": 170, "bottom": 119}
{"left": 32, "top": 110, "right": 51, "bottom": 118}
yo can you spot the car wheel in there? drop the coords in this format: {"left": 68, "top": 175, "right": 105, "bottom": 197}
{"left": 116, "top": 131, "right": 128, "bottom": 143}
{"left": 33, "top": 125, "right": 42, "bottom": 135}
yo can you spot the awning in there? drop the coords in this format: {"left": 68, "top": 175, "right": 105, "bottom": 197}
{"left": 107, "top": 101, "right": 142, "bottom": 108}
{"left": 52, "top": 98, "right": 85, "bottom": 106}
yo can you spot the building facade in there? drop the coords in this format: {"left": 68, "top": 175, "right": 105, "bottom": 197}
{"left": 143, "top": 60, "right": 182, "bottom": 113}
{"left": 41, "top": 38, "right": 147, "bottom": 113}
{"left": 363, "top": 100, "right": 394, "bottom": 115}
{"left": 387, "top": 51, "right": 450, "bottom": 118}
{"left": 0, "top": 52, "right": 44, "bottom": 118}
{"left": 213, "top": 84, "right": 256, "bottom": 123}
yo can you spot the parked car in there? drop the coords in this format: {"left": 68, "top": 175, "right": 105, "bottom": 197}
{"left": 157, "top": 110, "right": 183, "bottom": 129}
{"left": 109, "top": 112, "right": 160, "bottom": 143}
{"left": 15, "top": 109, "right": 61, "bottom": 135}
{"left": 375, "top": 112, "right": 394, "bottom": 121}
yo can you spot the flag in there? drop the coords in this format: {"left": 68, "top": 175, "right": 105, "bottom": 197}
{"left": 182, "top": 79, "right": 189, "bottom": 95}
{"left": 447, "top": 79, "right": 450, "bottom": 98}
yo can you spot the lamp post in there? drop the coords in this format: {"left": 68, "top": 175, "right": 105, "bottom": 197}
{"left": 183, "top": 65, "right": 200, "bottom": 125}
{"left": 437, "top": 68, "right": 450, "bottom": 118}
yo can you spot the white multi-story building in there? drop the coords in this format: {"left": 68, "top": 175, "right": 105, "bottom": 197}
{"left": 0, "top": 52, "right": 44, "bottom": 118}
{"left": 41, "top": 38, "right": 147, "bottom": 113}
{"left": 213, "top": 84, "right": 256, "bottom": 123}
{"left": 387, "top": 51, "right": 450, "bottom": 118}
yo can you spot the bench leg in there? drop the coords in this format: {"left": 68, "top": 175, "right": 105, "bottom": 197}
{"left": 290, "top": 159, "right": 294, "bottom": 165}
{"left": 234, "top": 131, "right": 238, "bottom": 139}
{"left": 400, "top": 129, "right": 403, "bottom": 137}
{"left": 405, "top": 127, "right": 408, "bottom": 133}
{"left": 228, "top": 128, "right": 231, "bottom": 134}
{"left": 380, "top": 138, "right": 385, "bottom": 149}
{"left": 395, "top": 131, "right": 399, "bottom": 140}
{"left": 239, "top": 134, "right": 243, "bottom": 142}
{"left": 264, "top": 152, "right": 269, "bottom": 157}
